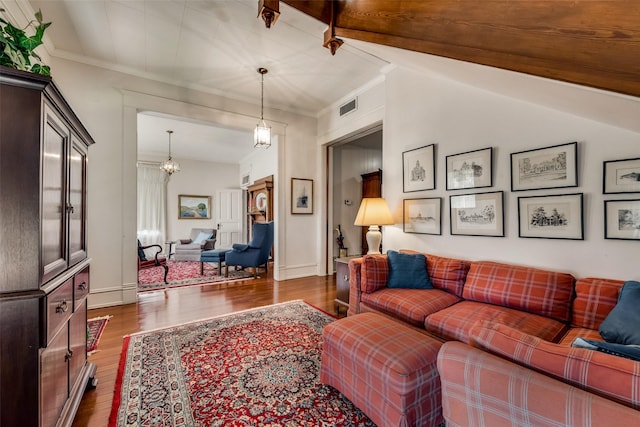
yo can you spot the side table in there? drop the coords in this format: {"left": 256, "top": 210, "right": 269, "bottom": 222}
{"left": 165, "top": 241, "right": 176, "bottom": 260}
{"left": 335, "top": 256, "right": 357, "bottom": 315}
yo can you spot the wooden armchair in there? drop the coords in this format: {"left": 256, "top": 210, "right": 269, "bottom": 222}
{"left": 137, "top": 240, "right": 168, "bottom": 284}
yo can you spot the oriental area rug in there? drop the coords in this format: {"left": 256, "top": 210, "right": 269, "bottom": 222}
{"left": 87, "top": 315, "right": 112, "bottom": 355}
{"left": 109, "top": 300, "right": 375, "bottom": 427}
{"left": 137, "top": 260, "right": 254, "bottom": 292}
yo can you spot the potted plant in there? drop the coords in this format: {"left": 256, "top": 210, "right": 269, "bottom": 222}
{"left": 0, "top": 8, "right": 51, "bottom": 75}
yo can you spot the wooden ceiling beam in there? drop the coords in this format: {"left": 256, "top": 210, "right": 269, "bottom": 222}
{"left": 283, "top": 0, "right": 640, "bottom": 98}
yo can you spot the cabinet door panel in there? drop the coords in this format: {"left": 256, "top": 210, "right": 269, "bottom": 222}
{"left": 68, "top": 138, "right": 87, "bottom": 266}
{"left": 40, "top": 327, "right": 69, "bottom": 427}
{"left": 42, "top": 106, "right": 69, "bottom": 282}
{"left": 69, "top": 301, "right": 87, "bottom": 391}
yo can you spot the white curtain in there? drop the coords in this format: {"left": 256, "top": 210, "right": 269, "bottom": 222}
{"left": 137, "top": 164, "right": 167, "bottom": 249}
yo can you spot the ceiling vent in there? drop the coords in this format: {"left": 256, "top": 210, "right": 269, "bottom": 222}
{"left": 339, "top": 97, "right": 357, "bottom": 117}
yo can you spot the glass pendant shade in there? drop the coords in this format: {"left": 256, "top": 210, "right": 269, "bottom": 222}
{"left": 160, "top": 130, "right": 180, "bottom": 175}
{"left": 254, "top": 67, "right": 271, "bottom": 149}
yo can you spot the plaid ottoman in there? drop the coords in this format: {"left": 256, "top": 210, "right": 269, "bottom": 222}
{"left": 321, "top": 313, "right": 443, "bottom": 427}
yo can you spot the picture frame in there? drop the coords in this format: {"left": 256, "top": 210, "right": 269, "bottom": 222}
{"left": 449, "top": 191, "right": 504, "bottom": 237}
{"left": 603, "top": 157, "right": 640, "bottom": 194}
{"left": 291, "top": 178, "right": 313, "bottom": 214}
{"left": 517, "top": 193, "right": 584, "bottom": 240}
{"left": 403, "top": 198, "right": 442, "bottom": 235}
{"left": 178, "top": 194, "right": 211, "bottom": 219}
{"left": 604, "top": 199, "right": 640, "bottom": 240}
{"left": 510, "top": 141, "right": 578, "bottom": 191}
{"left": 446, "top": 147, "right": 493, "bottom": 190}
{"left": 403, "top": 144, "right": 435, "bottom": 192}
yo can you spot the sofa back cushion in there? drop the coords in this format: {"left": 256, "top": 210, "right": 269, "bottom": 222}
{"left": 401, "top": 250, "right": 470, "bottom": 297}
{"left": 470, "top": 323, "right": 640, "bottom": 410}
{"left": 572, "top": 277, "right": 624, "bottom": 329}
{"left": 360, "top": 255, "right": 389, "bottom": 293}
{"left": 463, "top": 261, "right": 575, "bottom": 322}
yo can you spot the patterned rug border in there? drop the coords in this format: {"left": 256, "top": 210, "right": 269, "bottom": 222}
{"left": 108, "top": 300, "right": 345, "bottom": 427}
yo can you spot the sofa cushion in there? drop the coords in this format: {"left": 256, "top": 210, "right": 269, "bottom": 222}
{"left": 470, "top": 323, "right": 640, "bottom": 410}
{"left": 462, "top": 261, "right": 575, "bottom": 322}
{"left": 571, "top": 277, "right": 623, "bottom": 329}
{"left": 360, "top": 255, "right": 389, "bottom": 293}
{"left": 558, "top": 327, "right": 603, "bottom": 346}
{"left": 425, "top": 300, "right": 567, "bottom": 344}
{"left": 599, "top": 280, "right": 640, "bottom": 345}
{"left": 400, "top": 250, "right": 470, "bottom": 297}
{"left": 387, "top": 250, "right": 433, "bottom": 289}
{"left": 361, "top": 288, "right": 461, "bottom": 327}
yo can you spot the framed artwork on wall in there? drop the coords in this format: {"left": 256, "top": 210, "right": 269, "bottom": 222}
{"left": 446, "top": 147, "right": 493, "bottom": 190}
{"left": 605, "top": 199, "right": 640, "bottom": 240}
{"left": 603, "top": 157, "right": 640, "bottom": 194}
{"left": 403, "top": 198, "right": 442, "bottom": 235}
{"left": 449, "top": 191, "right": 504, "bottom": 237}
{"left": 291, "top": 178, "right": 313, "bottom": 214}
{"left": 517, "top": 193, "right": 584, "bottom": 240}
{"left": 510, "top": 141, "right": 578, "bottom": 191}
{"left": 178, "top": 194, "right": 211, "bottom": 219}
{"left": 403, "top": 144, "right": 435, "bottom": 192}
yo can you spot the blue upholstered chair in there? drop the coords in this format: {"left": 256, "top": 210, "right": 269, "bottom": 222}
{"left": 225, "top": 221, "right": 274, "bottom": 278}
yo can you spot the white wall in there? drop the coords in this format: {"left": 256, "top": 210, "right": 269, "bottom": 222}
{"left": 45, "top": 56, "right": 318, "bottom": 308}
{"left": 319, "top": 65, "right": 640, "bottom": 281}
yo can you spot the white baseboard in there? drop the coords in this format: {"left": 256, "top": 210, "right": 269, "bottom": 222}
{"left": 276, "top": 263, "right": 318, "bottom": 281}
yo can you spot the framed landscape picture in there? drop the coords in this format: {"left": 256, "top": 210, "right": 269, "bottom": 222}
{"left": 605, "top": 199, "right": 640, "bottom": 240}
{"left": 510, "top": 142, "right": 578, "bottom": 191}
{"left": 518, "top": 193, "right": 583, "bottom": 240}
{"left": 603, "top": 157, "right": 640, "bottom": 194}
{"left": 291, "top": 178, "right": 313, "bottom": 214}
{"left": 178, "top": 194, "right": 211, "bottom": 219}
{"left": 449, "top": 191, "right": 504, "bottom": 237}
{"left": 446, "top": 147, "right": 493, "bottom": 190}
{"left": 403, "top": 198, "right": 441, "bottom": 235}
{"left": 403, "top": 144, "right": 435, "bottom": 192}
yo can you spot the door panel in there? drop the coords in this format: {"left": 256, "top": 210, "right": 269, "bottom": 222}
{"left": 216, "top": 190, "right": 243, "bottom": 248}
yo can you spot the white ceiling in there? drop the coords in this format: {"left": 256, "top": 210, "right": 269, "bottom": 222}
{"left": 26, "top": 0, "right": 390, "bottom": 163}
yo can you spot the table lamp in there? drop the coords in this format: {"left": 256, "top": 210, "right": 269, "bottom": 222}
{"left": 354, "top": 197, "right": 394, "bottom": 255}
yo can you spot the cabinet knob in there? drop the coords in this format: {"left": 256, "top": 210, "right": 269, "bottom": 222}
{"left": 55, "top": 300, "right": 68, "bottom": 314}
{"left": 66, "top": 204, "right": 75, "bottom": 214}
{"left": 343, "top": 275, "right": 349, "bottom": 282}
{"left": 65, "top": 349, "right": 73, "bottom": 362}
{"left": 77, "top": 281, "right": 87, "bottom": 291}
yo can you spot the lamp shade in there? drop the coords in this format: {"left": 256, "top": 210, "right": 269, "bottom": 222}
{"left": 354, "top": 198, "right": 394, "bottom": 226}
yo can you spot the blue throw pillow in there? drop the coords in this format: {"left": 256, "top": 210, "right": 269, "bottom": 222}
{"left": 192, "top": 231, "right": 212, "bottom": 245}
{"left": 386, "top": 250, "right": 433, "bottom": 289}
{"left": 599, "top": 280, "right": 640, "bottom": 345}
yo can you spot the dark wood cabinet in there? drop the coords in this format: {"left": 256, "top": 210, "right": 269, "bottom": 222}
{"left": 0, "top": 66, "right": 96, "bottom": 427}
{"left": 335, "top": 257, "right": 355, "bottom": 314}
{"left": 360, "top": 170, "right": 382, "bottom": 254}
{"left": 247, "top": 175, "right": 273, "bottom": 239}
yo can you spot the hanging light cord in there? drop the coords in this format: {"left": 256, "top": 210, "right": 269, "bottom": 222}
{"left": 260, "top": 70, "right": 265, "bottom": 121}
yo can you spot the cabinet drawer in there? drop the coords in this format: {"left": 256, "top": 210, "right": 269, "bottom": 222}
{"left": 73, "top": 266, "right": 90, "bottom": 311}
{"left": 45, "top": 278, "right": 73, "bottom": 344}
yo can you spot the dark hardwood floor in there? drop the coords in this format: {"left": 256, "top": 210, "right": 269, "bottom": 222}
{"left": 72, "top": 269, "right": 340, "bottom": 427}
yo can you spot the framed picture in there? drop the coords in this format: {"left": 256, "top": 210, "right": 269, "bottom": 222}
{"left": 403, "top": 198, "right": 442, "bottom": 235}
{"left": 178, "top": 194, "right": 211, "bottom": 219}
{"left": 603, "top": 157, "right": 640, "bottom": 194}
{"left": 291, "top": 178, "right": 313, "bottom": 214}
{"left": 605, "top": 199, "right": 640, "bottom": 240}
{"left": 517, "top": 193, "right": 583, "bottom": 240}
{"left": 510, "top": 141, "right": 578, "bottom": 191}
{"left": 446, "top": 147, "right": 493, "bottom": 190}
{"left": 403, "top": 144, "right": 435, "bottom": 192}
{"left": 449, "top": 191, "right": 504, "bottom": 237}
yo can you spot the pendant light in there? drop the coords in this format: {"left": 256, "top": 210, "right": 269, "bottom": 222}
{"left": 160, "top": 130, "right": 180, "bottom": 175}
{"left": 254, "top": 67, "right": 271, "bottom": 149}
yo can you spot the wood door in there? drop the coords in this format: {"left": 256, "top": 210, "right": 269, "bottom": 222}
{"left": 360, "top": 170, "right": 382, "bottom": 254}
{"left": 217, "top": 190, "right": 243, "bottom": 248}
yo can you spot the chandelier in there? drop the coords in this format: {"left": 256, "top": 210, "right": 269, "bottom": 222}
{"left": 160, "top": 130, "right": 180, "bottom": 175}
{"left": 254, "top": 67, "right": 271, "bottom": 149}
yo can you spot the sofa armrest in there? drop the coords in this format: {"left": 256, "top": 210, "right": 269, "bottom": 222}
{"left": 437, "top": 341, "right": 640, "bottom": 426}
{"left": 202, "top": 238, "right": 216, "bottom": 251}
{"left": 469, "top": 323, "right": 640, "bottom": 410}
{"left": 347, "top": 258, "right": 363, "bottom": 316}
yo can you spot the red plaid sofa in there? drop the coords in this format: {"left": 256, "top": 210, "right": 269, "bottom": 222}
{"left": 346, "top": 252, "right": 639, "bottom": 424}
